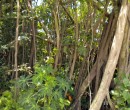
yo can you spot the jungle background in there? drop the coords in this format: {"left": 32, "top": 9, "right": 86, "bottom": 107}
{"left": 0, "top": 0, "right": 130, "bottom": 110}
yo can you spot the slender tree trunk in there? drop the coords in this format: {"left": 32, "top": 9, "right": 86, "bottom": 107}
{"left": 29, "top": 19, "right": 36, "bottom": 71}
{"left": 28, "top": 0, "right": 36, "bottom": 71}
{"left": 14, "top": 0, "right": 20, "bottom": 99}
{"left": 0, "top": 0, "right": 2, "bottom": 17}
{"left": 69, "top": 1, "right": 79, "bottom": 80}
{"left": 89, "top": 1, "right": 128, "bottom": 110}
{"left": 53, "top": 0, "right": 60, "bottom": 70}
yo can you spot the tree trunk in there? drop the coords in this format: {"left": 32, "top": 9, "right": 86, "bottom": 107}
{"left": 28, "top": 0, "right": 36, "bottom": 71}
{"left": 118, "top": 4, "right": 130, "bottom": 77}
{"left": 89, "top": 1, "right": 128, "bottom": 110}
{"left": 69, "top": 10, "right": 118, "bottom": 110}
{"left": 14, "top": 0, "right": 20, "bottom": 99}
{"left": 53, "top": 0, "right": 60, "bottom": 70}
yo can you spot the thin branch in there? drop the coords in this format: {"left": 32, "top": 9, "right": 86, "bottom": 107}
{"left": 59, "top": 0, "right": 74, "bottom": 24}
{"left": 38, "top": 19, "right": 51, "bottom": 38}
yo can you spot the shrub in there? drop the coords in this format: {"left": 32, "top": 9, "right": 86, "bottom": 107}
{"left": 111, "top": 74, "right": 130, "bottom": 110}
{"left": 0, "top": 64, "right": 71, "bottom": 110}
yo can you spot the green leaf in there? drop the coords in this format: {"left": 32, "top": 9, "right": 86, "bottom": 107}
{"left": 2, "top": 91, "right": 12, "bottom": 99}
{"left": 46, "top": 64, "right": 54, "bottom": 74}
{"left": 17, "top": 75, "right": 31, "bottom": 89}
{"left": 52, "top": 90, "right": 62, "bottom": 101}
{"left": 123, "top": 78, "right": 130, "bottom": 87}
{"left": 32, "top": 73, "right": 44, "bottom": 85}
{"left": 78, "top": 46, "right": 87, "bottom": 56}
{"left": 45, "top": 57, "right": 54, "bottom": 64}
{"left": 57, "top": 77, "right": 70, "bottom": 91}
{"left": 122, "top": 90, "right": 129, "bottom": 100}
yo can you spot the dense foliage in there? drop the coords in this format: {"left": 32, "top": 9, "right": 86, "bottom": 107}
{"left": 0, "top": 0, "right": 130, "bottom": 110}
{"left": 0, "top": 64, "right": 71, "bottom": 110}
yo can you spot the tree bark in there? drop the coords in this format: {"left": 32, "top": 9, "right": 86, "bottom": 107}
{"left": 89, "top": 0, "right": 128, "bottom": 110}
{"left": 14, "top": 0, "right": 20, "bottom": 99}
{"left": 28, "top": 0, "right": 36, "bottom": 71}
{"left": 69, "top": 11, "right": 118, "bottom": 109}
{"left": 118, "top": 4, "right": 130, "bottom": 76}
{"left": 69, "top": 1, "right": 79, "bottom": 80}
{"left": 53, "top": 0, "right": 60, "bottom": 70}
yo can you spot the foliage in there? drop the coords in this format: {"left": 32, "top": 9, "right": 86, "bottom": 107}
{"left": 0, "top": 66, "right": 10, "bottom": 92}
{"left": 0, "top": 90, "right": 22, "bottom": 110}
{"left": 0, "top": 64, "right": 71, "bottom": 110}
{"left": 111, "top": 74, "right": 130, "bottom": 110}
{"left": 0, "top": 0, "right": 125, "bottom": 110}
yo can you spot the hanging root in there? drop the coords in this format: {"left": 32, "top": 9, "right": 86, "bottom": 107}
{"left": 107, "top": 91, "right": 115, "bottom": 110}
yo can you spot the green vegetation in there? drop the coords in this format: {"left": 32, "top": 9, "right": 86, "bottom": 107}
{"left": 112, "top": 75, "right": 130, "bottom": 110}
{"left": 0, "top": 64, "right": 70, "bottom": 110}
{"left": 0, "top": 0, "right": 130, "bottom": 110}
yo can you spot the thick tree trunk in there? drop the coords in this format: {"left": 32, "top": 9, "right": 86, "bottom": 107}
{"left": 118, "top": 4, "right": 130, "bottom": 77}
{"left": 89, "top": 1, "right": 128, "bottom": 110}
{"left": 69, "top": 10, "right": 118, "bottom": 110}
